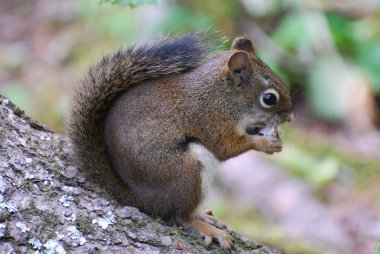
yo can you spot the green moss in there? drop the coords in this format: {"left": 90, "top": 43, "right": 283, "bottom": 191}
{"left": 22, "top": 180, "right": 35, "bottom": 192}
{"left": 76, "top": 216, "right": 93, "bottom": 235}
{"left": 127, "top": 216, "right": 150, "bottom": 232}
{"left": 235, "top": 239, "right": 262, "bottom": 251}
{"left": 184, "top": 233, "right": 203, "bottom": 248}
{"left": 47, "top": 230, "right": 56, "bottom": 239}
{"left": 164, "top": 230, "right": 180, "bottom": 237}
{"left": 208, "top": 244, "right": 229, "bottom": 254}
{"left": 128, "top": 220, "right": 147, "bottom": 232}
{"left": 43, "top": 213, "right": 61, "bottom": 227}
{"left": 0, "top": 213, "right": 10, "bottom": 222}
{"left": 0, "top": 131, "right": 6, "bottom": 143}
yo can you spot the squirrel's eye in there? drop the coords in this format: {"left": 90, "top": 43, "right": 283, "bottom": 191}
{"left": 260, "top": 89, "right": 279, "bottom": 108}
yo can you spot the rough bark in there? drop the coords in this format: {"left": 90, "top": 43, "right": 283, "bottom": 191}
{"left": 0, "top": 94, "right": 280, "bottom": 254}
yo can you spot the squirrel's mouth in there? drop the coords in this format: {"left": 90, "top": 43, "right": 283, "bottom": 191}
{"left": 246, "top": 125, "right": 266, "bottom": 136}
{"left": 245, "top": 117, "right": 281, "bottom": 139}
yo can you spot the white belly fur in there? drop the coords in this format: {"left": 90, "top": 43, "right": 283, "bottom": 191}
{"left": 188, "top": 143, "right": 220, "bottom": 200}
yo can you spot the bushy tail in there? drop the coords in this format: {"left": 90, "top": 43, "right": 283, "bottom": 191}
{"left": 67, "top": 35, "right": 211, "bottom": 201}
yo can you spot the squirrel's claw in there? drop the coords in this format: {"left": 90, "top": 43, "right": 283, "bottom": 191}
{"left": 204, "top": 234, "right": 213, "bottom": 247}
{"left": 196, "top": 210, "right": 227, "bottom": 229}
{"left": 177, "top": 217, "right": 234, "bottom": 251}
{"left": 218, "top": 231, "right": 233, "bottom": 250}
{"left": 201, "top": 224, "right": 233, "bottom": 250}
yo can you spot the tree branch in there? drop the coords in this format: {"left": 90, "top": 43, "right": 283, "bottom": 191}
{"left": 0, "top": 94, "right": 280, "bottom": 253}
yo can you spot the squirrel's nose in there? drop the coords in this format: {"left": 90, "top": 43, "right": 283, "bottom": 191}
{"left": 286, "top": 112, "right": 294, "bottom": 122}
{"left": 278, "top": 111, "right": 294, "bottom": 123}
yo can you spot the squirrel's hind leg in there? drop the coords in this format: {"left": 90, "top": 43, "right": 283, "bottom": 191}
{"left": 177, "top": 215, "right": 233, "bottom": 251}
{"left": 196, "top": 209, "right": 227, "bottom": 230}
{"left": 174, "top": 143, "right": 233, "bottom": 250}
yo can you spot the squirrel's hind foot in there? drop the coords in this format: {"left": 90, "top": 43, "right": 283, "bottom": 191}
{"left": 177, "top": 214, "right": 233, "bottom": 251}
{"left": 195, "top": 209, "right": 227, "bottom": 230}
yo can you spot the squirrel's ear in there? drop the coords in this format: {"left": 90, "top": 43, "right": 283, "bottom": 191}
{"left": 228, "top": 51, "right": 250, "bottom": 73}
{"left": 231, "top": 37, "right": 254, "bottom": 55}
{"left": 227, "top": 51, "right": 251, "bottom": 87}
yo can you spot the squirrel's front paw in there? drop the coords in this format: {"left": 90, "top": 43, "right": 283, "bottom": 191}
{"left": 252, "top": 135, "right": 283, "bottom": 154}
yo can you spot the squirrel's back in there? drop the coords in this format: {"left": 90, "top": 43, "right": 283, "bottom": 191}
{"left": 67, "top": 35, "right": 211, "bottom": 202}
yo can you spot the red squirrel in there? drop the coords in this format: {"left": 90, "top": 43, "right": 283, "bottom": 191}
{"left": 68, "top": 34, "right": 293, "bottom": 250}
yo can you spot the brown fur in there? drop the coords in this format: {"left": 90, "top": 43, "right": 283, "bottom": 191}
{"left": 68, "top": 34, "right": 292, "bottom": 249}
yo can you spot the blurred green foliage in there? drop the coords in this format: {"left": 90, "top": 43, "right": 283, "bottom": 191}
{"left": 157, "top": 5, "right": 214, "bottom": 33}
{"left": 1, "top": 1, "right": 379, "bottom": 252}
{"left": 274, "top": 144, "right": 341, "bottom": 186}
{"left": 1, "top": 0, "right": 378, "bottom": 187}
{"left": 328, "top": 13, "right": 380, "bottom": 92}
{"left": 101, "top": 0, "right": 160, "bottom": 8}
{"left": 1, "top": 0, "right": 378, "bottom": 182}
{"left": 268, "top": 5, "right": 380, "bottom": 94}
{"left": 1, "top": 0, "right": 379, "bottom": 126}
{"left": 277, "top": 127, "right": 380, "bottom": 186}
{"left": 272, "top": 12, "right": 311, "bottom": 54}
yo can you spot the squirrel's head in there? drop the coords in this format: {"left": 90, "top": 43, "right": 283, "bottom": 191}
{"left": 224, "top": 36, "right": 293, "bottom": 140}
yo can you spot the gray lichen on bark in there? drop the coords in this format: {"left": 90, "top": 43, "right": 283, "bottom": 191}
{"left": 0, "top": 94, "right": 280, "bottom": 254}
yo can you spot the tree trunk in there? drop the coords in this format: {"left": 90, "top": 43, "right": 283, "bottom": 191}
{"left": 0, "top": 94, "right": 280, "bottom": 254}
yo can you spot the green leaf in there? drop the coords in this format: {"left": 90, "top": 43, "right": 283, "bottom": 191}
{"left": 355, "top": 40, "right": 380, "bottom": 92}
{"left": 326, "top": 12, "right": 380, "bottom": 92}
{"left": 271, "top": 12, "right": 312, "bottom": 53}
{"left": 325, "top": 12, "right": 356, "bottom": 55}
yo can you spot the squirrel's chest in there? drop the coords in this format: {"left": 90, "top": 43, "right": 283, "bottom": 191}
{"left": 189, "top": 143, "right": 220, "bottom": 199}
